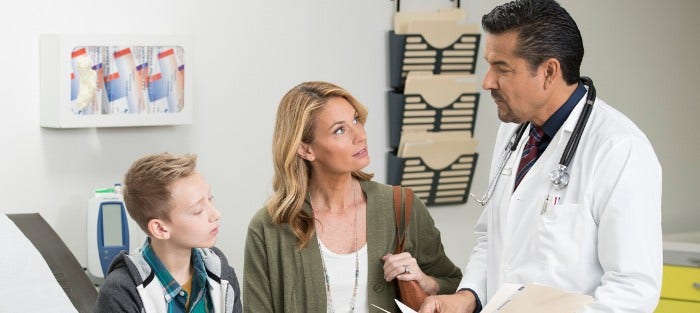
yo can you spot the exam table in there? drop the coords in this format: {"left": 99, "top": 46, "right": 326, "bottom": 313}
{"left": 2, "top": 213, "right": 97, "bottom": 313}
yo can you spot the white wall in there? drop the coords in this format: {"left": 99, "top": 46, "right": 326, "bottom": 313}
{"left": 0, "top": 0, "right": 697, "bottom": 279}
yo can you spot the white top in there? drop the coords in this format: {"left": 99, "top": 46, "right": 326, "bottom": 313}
{"left": 319, "top": 240, "right": 369, "bottom": 313}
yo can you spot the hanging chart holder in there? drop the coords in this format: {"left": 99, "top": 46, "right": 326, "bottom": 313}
{"left": 389, "top": 0, "right": 480, "bottom": 90}
{"left": 386, "top": 0, "right": 481, "bottom": 206}
{"left": 388, "top": 130, "right": 479, "bottom": 205}
{"left": 388, "top": 72, "right": 480, "bottom": 148}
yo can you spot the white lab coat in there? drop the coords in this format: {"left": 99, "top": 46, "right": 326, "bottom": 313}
{"left": 459, "top": 93, "right": 663, "bottom": 313}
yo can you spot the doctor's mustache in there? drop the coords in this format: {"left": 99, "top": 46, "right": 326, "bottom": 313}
{"left": 491, "top": 90, "right": 505, "bottom": 102}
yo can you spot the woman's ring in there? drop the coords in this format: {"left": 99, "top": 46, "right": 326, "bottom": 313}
{"left": 403, "top": 265, "right": 409, "bottom": 274}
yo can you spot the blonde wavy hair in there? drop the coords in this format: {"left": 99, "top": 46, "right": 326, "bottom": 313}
{"left": 268, "top": 81, "right": 373, "bottom": 248}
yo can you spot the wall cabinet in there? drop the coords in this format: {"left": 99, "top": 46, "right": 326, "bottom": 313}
{"left": 655, "top": 265, "right": 700, "bottom": 312}
{"left": 40, "top": 34, "right": 193, "bottom": 128}
{"left": 655, "top": 232, "right": 700, "bottom": 312}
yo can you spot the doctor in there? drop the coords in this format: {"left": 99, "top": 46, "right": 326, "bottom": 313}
{"left": 419, "top": 0, "right": 662, "bottom": 312}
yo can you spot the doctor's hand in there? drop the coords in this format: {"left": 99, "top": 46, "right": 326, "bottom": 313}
{"left": 418, "top": 290, "right": 477, "bottom": 313}
{"left": 381, "top": 252, "right": 439, "bottom": 295}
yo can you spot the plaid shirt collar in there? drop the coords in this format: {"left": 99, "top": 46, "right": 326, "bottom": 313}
{"left": 142, "top": 239, "right": 211, "bottom": 312}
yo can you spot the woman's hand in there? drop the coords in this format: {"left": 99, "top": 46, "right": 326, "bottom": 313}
{"left": 381, "top": 252, "right": 440, "bottom": 295}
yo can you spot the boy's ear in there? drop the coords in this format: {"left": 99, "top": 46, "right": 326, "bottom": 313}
{"left": 297, "top": 142, "right": 315, "bottom": 162}
{"left": 147, "top": 219, "right": 170, "bottom": 240}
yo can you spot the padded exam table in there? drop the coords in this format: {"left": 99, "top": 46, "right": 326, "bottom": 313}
{"left": 2, "top": 213, "right": 97, "bottom": 313}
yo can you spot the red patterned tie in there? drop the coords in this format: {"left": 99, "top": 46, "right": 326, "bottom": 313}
{"left": 514, "top": 126, "right": 546, "bottom": 191}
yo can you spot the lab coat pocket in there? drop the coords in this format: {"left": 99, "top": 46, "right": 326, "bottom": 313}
{"left": 535, "top": 203, "right": 582, "bottom": 267}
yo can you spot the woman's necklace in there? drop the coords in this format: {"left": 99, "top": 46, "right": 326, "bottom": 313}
{"left": 313, "top": 181, "right": 360, "bottom": 313}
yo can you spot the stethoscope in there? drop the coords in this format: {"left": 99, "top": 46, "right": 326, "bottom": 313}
{"left": 470, "top": 77, "right": 596, "bottom": 206}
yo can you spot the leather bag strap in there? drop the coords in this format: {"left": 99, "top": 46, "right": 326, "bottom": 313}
{"left": 393, "top": 186, "right": 413, "bottom": 254}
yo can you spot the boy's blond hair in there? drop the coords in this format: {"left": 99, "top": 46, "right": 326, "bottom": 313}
{"left": 123, "top": 152, "right": 197, "bottom": 233}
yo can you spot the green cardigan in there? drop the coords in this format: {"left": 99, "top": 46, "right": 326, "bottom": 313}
{"left": 243, "top": 180, "right": 462, "bottom": 312}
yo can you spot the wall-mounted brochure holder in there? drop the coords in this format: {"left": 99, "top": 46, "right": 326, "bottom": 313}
{"left": 388, "top": 72, "right": 479, "bottom": 148}
{"left": 389, "top": 8, "right": 480, "bottom": 90}
{"left": 40, "top": 34, "right": 193, "bottom": 128}
{"left": 388, "top": 131, "right": 478, "bottom": 205}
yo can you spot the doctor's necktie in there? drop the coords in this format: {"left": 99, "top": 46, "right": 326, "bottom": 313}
{"left": 514, "top": 126, "right": 547, "bottom": 191}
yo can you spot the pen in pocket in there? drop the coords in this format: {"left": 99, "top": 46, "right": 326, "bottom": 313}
{"left": 541, "top": 195, "right": 549, "bottom": 215}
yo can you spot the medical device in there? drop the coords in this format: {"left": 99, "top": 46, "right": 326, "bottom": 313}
{"left": 470, "top": 77, "right": 596, "bottom": 206}
{"left": 86, "top": 185, "right": 144, "bottom": 279}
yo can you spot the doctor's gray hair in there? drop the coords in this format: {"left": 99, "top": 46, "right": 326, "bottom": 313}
{"left": 482, "top": 0, "right": 583, "bottom": 85}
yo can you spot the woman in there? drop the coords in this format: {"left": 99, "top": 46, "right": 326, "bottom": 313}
{"left": 243, "top": 81, "right": 462, "bottom": 312}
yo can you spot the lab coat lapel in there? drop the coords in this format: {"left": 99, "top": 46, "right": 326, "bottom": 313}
{"left": 510, "top": 96, "right": 586, "bottom": 199}
{"left": 500, "top": 98, "right": 586, "bottom": 265}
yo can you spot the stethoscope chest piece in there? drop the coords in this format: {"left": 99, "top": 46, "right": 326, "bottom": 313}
{"left": 549, "top": 164, "right": 570, "bottom": 190}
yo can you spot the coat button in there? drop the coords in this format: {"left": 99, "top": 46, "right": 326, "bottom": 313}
{"left": 373, "top": 283, "right": 385, "bottom": 292}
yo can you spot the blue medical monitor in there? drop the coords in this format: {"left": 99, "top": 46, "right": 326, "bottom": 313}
{"left": 97, "top": 201, "right": 129, "bottom": 276}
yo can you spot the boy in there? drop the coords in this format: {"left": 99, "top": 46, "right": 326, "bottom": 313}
{"left": 94, "top": 153, "right": 242, "bottom": 313}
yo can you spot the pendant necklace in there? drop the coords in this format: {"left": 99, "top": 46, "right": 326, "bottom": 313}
{"left": 313, "top": 180, "right": 360, "bottom": 313}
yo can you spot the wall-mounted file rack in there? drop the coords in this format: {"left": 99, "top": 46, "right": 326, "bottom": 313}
{"left": 389, "top": 131, "right": 478, "bottom": 205}
{"left": 386, "top": 4, "right": 482, "bottom": 206}
{"left": 388, "top": 72, "right": 479, "bottom": 148}
{"left": 387, "top": 151, "right": 479, "bottom": 205}
{"left": 389, "top": 8, "right": 480, "bottom": 90}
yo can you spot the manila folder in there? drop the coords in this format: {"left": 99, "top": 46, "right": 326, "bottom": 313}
{"left": 490, "top": 283, "right": 593, "bottom": 313}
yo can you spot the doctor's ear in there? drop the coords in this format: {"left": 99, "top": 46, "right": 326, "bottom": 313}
{"left": 147, "top": 219, "right": 170, "bottom": 240}
{"left": 297, "top": 143, "right": 315, "bottom": 162}
{"left": 541, "top": 58, "right": 561, "bottom": 89}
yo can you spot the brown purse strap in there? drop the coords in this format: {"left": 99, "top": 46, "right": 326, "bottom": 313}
{"left": 393, "top": 186, "right": 413, "bottom": 254}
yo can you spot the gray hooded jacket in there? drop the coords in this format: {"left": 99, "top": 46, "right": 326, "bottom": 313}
{"left": 94, "top": 246, "right": 242, "bottom": 313}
